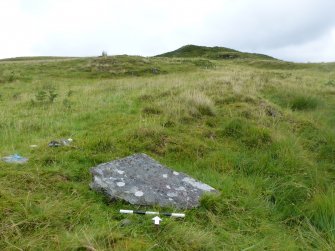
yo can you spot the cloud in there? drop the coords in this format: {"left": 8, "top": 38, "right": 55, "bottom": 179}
{"left": 261, "top": 28, "right": 335, "bottom": 62}
{"left": 0, "top": 1, "right": 41, "bottom": 58}
{"left": 205, "top": 0, "right": 335, "bottom": 49}
{"left": 0, "top": 0, "right": 334, "bottom": 62}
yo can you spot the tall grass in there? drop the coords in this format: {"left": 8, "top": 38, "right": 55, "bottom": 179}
{"left": 0, "top": 54, "right": 335, "bottom": 250}
{"left": 182, "top": 90, "right": 216, "bottom": 116}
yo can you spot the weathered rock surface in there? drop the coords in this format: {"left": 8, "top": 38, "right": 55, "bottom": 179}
{"left": 90, "top": 153, "right": 217, "bottom": 209}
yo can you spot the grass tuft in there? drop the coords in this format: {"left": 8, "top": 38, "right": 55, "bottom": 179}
{"left": 290, "top": 95, "right": 319, "bottom": 111}
{"left": 307, "top": 190, "right": 335, "bottom": 239}
{"left": 222, "top": 118, "right": 272, "bottom": 148}
{"left": 182, "top": 91, "right": 216, "bottom": 116}
{"left": 265, "top": 87, "right": 321, "bottom": 111}
{"left": 142, "top": 106, "right": 162, "bottom": 115}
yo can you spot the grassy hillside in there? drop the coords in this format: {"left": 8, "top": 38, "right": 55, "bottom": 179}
{"left": 0, "top": 47, "right": 335, "bottom": 250}
{"left": 156, "top": 44, "right": 275, "bottom": 60}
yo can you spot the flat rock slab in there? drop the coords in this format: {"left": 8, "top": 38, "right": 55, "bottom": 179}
{"left": 90, "top": 153, "right": 217, "bottom": 209}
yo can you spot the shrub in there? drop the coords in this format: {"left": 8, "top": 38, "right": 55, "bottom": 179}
{"left": 34, "top": 87, "right": 58, "bottom": 104}
{"left": 48, "top": 87, "right": 58, "bottom": 102}
{"left": 35, "top": 90, "right": 47, "bottom": 102}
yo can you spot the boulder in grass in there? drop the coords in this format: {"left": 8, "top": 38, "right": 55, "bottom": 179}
{"left": 90, "top": 153, "right": 217, "bottom": 209}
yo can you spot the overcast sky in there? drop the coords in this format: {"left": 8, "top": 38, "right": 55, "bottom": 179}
{"left": 1, "top": 0, "right": 335, "bottom": 62}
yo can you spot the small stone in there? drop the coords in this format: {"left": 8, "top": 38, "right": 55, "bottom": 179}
{"left": 48, "top": 138, "right": 73, "bottom": 147}
{"left": 48, "top": 140, "right": 61, "bottom": 147}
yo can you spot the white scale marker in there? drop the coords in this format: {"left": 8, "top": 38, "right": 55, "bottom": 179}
{"left": 152, "top": 216, "right": 162, "bottom": 225}
{"left": 120, "top": 209, "right": 185, "bottom": 225}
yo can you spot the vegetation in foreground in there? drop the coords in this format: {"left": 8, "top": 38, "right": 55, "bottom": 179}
{"left": 0, "top": 45, "right": 335, "bottom": 250}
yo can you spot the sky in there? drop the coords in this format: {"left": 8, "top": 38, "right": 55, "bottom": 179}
{"left": 0, "top": 0, "right": 335, "bottom": 62}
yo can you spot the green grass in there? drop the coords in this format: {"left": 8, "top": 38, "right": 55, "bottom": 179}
{"left": 1, "top": 46, "right": 335, "bottom": 250}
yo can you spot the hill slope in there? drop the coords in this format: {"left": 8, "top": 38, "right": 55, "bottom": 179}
{"left": 0, "top": 47, "right": 335, "bottom": 250}
{"left": 156, "top": 44, "right": 275, "bottom": 60}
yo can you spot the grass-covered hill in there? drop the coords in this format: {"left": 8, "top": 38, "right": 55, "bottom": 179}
{"left": 0, "top": 46, "right": 335, "bottom": 250}
{"left": 156, "top": 44, "right": 275, "bottom": 60}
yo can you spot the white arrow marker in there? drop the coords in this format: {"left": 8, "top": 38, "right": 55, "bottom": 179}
{"left": 152, "top": 216, "right": 162, "bottom": 225}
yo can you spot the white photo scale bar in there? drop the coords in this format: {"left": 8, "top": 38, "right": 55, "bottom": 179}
{"left": 120, "top": 209, "right": 185, "bottom": 218}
